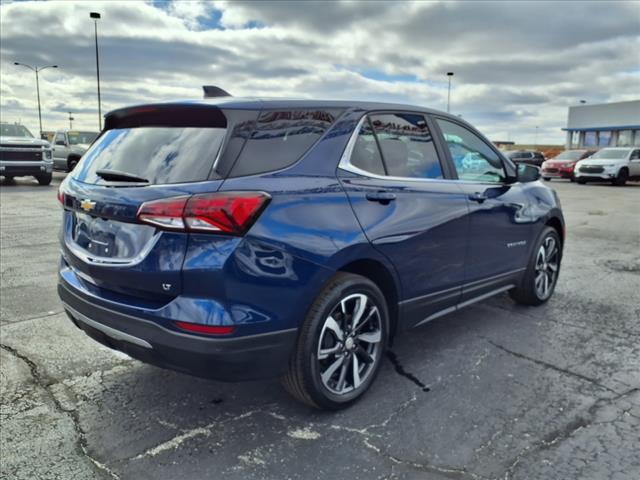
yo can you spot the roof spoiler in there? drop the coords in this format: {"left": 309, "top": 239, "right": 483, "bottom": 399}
{"left": 203, "top": 86, "right": 232, "bottom": 98}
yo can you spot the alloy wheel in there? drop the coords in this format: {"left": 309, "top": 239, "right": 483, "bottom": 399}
{"left": 534, "top": 236, "right": 559, "bottom": 300}
{"left": 316, "top": 293, "right": 382, "bottom": 395}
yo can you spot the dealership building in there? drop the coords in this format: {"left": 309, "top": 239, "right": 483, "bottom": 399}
{"left": 563, "top": 100, "right": 640, "bottom": 149}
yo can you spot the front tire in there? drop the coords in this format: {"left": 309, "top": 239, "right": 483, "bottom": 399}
{"left": 36, "top": 173, "right": 52, "bottom": 186}
{"left": 282, "top": 273, "right": 388, "bottom": 410}
{"left": 510, "top": 226, "right": 561, "bottom": 306}
{"left": 612, "top": 168, "right": 628, "bottom": 186}
{"left": 577, "top": 178, "right": 586, "bottom": 184}
{"left": 543, "top": 177, "right": 551, "bottom": 182}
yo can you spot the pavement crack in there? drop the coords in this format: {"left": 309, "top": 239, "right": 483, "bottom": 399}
{"left": 502, "top": 385, "right": 640, "bottom": 479}
{"left": 0, "top": 344, "right": 119, "bottom": 480}
{"left": 484, "top": 338, "right": 618, "bottom": 394}
{"left": 386, "top": 350, "right": 430, "bottom": 392}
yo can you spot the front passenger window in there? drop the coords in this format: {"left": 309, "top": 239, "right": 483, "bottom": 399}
{"left": 436, "top": 118, "right": 506, "bottom": 183}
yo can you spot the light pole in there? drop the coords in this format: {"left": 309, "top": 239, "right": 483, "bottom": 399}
{"left": 534, "top": 126, "right": 539, "bottom": 147}
{"left": 68, "top": 112, "right": 74, "bottom": 129}
{"left": 90, "top": 12, "right": 102, "bottom": 130}
{"left": 13, "top": 62, "right": 58, "bottom": 137}
{"left": 446, "top": 72, "right": 454, "bottom": 113}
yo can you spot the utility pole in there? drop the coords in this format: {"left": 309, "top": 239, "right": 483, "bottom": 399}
{"left": 446, "top": 72, "right": 454, "bottom": 113}
{"left": 90, "top": 12, "right": 102, "bottom": 130}
{"left": 68, "top": 112, "right": 74, "bottom": 130}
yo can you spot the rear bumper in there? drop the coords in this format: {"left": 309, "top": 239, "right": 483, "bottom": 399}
{"left": 0, "top": 160, "right": 53, "bottom": 176}
{"left": 58, "top": 281, "right": 298, "bottom": 382}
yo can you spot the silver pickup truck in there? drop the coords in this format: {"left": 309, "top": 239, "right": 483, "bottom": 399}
{"left": 0, "top": 123, "right": 53, "bottom": 185}
{"left": 51, "top": 129, "right": 99, "bottom": 172}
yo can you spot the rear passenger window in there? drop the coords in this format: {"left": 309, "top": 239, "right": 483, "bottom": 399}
{"left": 369, "top": 113, "right": 443, "bottom": 179}
{"left": 229, "top": 109, "right": 341, "bottom": 177}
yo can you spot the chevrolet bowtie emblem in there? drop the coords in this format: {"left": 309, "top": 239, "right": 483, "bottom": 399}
{"left": 80, "top": 199, "right": 96, "bottom": 212}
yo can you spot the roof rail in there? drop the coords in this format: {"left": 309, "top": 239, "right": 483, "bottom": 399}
{"left": 202, "top": 86, "right": 232, "bottom": 98}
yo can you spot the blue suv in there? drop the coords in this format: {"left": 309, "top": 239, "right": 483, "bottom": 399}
{"left": 58, "top": 99, "right": 564, "bottom": 409}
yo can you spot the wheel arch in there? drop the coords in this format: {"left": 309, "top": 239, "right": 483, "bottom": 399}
{"left": 545, "top": 216, "right": 564, "bottom": 246}
{"left": 337, "top": 258, "right": 400, "bottom": 342}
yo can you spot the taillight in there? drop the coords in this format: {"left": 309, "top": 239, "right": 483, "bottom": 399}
{"left": 57, "top": 186, "right": 65, "bottom": 206}
{"left": 136, "top": 192, "right": 270, "bottom": 236}
{"left": 174, "top": 321, "right": 235, "bottom": 336}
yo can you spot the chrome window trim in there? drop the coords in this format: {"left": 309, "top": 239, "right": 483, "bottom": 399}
{"left": 338, "top": 114, "right": 451, "bottom": 184}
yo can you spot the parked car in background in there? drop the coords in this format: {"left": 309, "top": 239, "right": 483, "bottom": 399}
{"left": 0, "top": 122, "right": 53, "bottom": 185}
{"left": 541, "top": 149, "right": 596, "bottom": 182}
{"left": 505, "top": 150, "right": 546, "bottom": 167}
{"left": 575, "top": 147, "right": 640, "bottom": 186}
{"left": 51, "top": 129, "right": 99, "bottom": 172}
{"left": 58, "top": 99, "right": 565, "bottom": 409}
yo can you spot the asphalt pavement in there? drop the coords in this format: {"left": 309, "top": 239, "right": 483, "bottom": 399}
{"left": 1, "top": 173, "right": 639, "bottom": 480}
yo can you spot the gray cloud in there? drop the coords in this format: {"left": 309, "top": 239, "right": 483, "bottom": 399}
{"left": 0, "top": 0, "right": 638, "bottom": 143}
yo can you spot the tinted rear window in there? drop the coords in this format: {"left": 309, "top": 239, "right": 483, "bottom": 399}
{"left": 73, "top": 127, "right": 226, "bottom": 185}
{"left": 228, "top": 109, "right": 342, "bottom": 177}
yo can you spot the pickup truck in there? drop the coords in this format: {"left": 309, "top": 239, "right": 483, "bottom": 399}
{"left": 0, "top": 122, "right": 53, "bottom": 185}
{"left": 51, "top": 129, "right": 99, "bottom": 172}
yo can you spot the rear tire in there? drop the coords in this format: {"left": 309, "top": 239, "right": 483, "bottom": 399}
{"left": 612, "top": 168, "right": 628, "bottom": 186}
{"left": 577, "top": 178, "right": 586, "bottom": 184}
{"left": 282, "top": 272, "right": 388, "bottom": 410}
{"left": 543, "top": 177, "right": 551, "bottom": 182}
{"left": 36, "top": 173, "right": 52, "bottom": 186}
{"left": 67, "top": 157, "right": 80, "bottom": 172}
{"left": 510, "top": 226, "right": 561, "bottom": 306}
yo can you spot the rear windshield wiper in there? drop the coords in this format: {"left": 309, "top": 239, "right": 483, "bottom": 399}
{"left": 96, "top": 169, "right": 149, "bottom": 183}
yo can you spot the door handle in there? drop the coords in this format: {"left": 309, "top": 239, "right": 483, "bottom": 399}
{"left": 366, "top": 191, "right": 396, "bottom": 205}
{"left": 469, "top": 192, "right": 488, "bottom": 203}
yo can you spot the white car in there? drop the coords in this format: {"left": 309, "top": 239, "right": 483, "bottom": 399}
{"left": 574, "top": 147, "right": 640, "bottom": 186}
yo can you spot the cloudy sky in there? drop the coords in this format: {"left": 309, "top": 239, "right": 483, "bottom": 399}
{"left": 1, "top": 0, "right": 639, "bottom": 143}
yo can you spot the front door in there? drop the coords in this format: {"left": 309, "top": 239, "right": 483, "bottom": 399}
{"left": 52, "top": 132, "right": 69, "bottom": 169}
{"left": 433, "top": 117, "right": 534, "bottom": 301}
{"left": 338, "top": 112, "right": 470, "bottom": 329}
{"left": 629, "top": 149, "right": 640, "bottom": 176}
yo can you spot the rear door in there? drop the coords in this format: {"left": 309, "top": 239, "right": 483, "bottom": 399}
{"left": 338, "top": 112, "right": 469, "bottom": 329}
{"left": 432, "top": 116, "right": 534, "bottom": 301}
{"left": 60, "top": 105, "right": 239, "bottom": 302}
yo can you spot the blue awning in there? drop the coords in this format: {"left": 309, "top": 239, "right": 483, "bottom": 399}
{"left": 562, "top": 125, "right": 640, "bottom": 132}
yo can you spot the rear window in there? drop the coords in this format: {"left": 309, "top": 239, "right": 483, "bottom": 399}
{"left": 228, "top": 109, "right": 342, "bottom": 177}
{"left": 73, "top": 127, "right": 226, "bottom": 185}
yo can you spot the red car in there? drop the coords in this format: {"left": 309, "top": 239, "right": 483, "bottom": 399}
{"left": 542, "top": 149, "right": 596, "bottom": 181}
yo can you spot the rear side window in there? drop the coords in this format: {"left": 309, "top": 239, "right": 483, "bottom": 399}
{"left": 369, "top": 113, "right": 443, "bottom": 179}
{"left": 228, "top": 109, "right": 341, "bottom": 177}
{"left": 350, "top": 119, "right": 386, "bottom": 176}
{"left": 73, "top": 127, "right": 226, "bottom": 185}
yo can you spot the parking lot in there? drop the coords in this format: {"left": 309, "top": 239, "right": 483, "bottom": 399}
{"left": 1, "top": 173, "right": 639, "bottom": 480}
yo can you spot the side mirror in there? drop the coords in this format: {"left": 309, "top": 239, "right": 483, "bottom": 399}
{"left": 56, "top": 140, "right": 67, "bottom": 146}
{"left": 517, "top": 163, "right": 541, "bottom": 183}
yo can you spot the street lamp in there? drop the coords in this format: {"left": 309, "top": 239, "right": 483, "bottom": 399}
{"left": 579, "top": 100, "right": 587, "bottom": 104}
{"left": 13, "top": 62, "right": 58, "bottom": 137}
{"left": 90, "top": 11, "right": 102, "bottom": 130}
{"left": 68, "top": 111, "right": 74, "bottom": 129}
{"left": 446, "top": 72, "right": 454, "bottom": 113}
